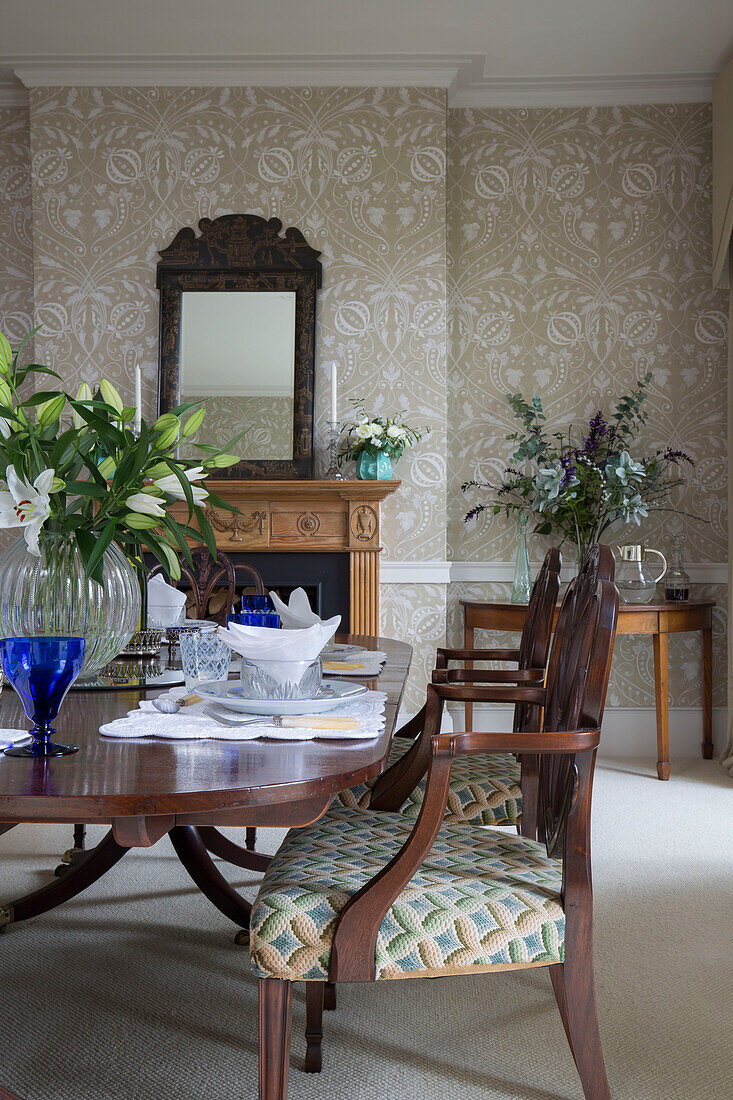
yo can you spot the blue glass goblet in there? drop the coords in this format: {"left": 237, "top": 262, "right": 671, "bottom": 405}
{"left": 1, "top": 636, "right": 86, "bottom": 757}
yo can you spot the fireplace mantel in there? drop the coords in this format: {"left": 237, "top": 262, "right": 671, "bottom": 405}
{"left": 172, "top": 479, "right": 401, "bottom": 635}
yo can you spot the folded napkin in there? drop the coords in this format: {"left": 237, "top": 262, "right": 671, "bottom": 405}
{"left": 99, "top": 686, "right": 387, "bottom": 742}
{"left": 322, "top": 650, "right": 388, "bottom": 677}
{"left": 217, "top": 618, "right": 340, "bottom": 688}
{"left": 148, "top": 574, "right": 187, "bottom": 623}
{"left": 269, "top": 587, "right": 338, "bottom": 631}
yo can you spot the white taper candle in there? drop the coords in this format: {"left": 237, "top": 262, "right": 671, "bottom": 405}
{"left": 134, "top": 365, "right": 142, "bottom": 434}
{"left": 330, "top": 361, "right": 338, "bottom": 424}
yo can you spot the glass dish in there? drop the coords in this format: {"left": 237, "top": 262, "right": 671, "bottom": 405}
{"left": 228, "top": 610, "right": 281, "bottom": 629}
{"left": 240, "top": 657, "right": 322, "bottom": 700}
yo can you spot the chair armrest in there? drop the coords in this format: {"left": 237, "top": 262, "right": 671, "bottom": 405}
{"left": 432, "top": 667, "right": 544, "bottom": 684}
{"left": 430, "top": 682, "right": 546, "bottom": 706}
{"left": 432, "top": 728, "right": 601, "bottom": 756}
{"left": 437, "top": 647, "right": 521, "bottom": 665}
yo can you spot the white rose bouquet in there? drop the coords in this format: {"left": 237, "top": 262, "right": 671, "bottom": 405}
{"left": 338, "top": 402, "right": 425, "bottom": 465}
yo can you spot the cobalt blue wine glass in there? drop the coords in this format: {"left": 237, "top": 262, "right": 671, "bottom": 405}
{"left": 1, "top": 636, "right": 86, "bottom": 757}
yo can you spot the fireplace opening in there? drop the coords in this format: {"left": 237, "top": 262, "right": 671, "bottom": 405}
{"left": 233, "top": 552, "right": 351, "bottom": 632}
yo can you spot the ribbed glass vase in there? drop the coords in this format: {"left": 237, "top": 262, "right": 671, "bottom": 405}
{"left": 0, "top": 533, "right": 141, "bottom": 672}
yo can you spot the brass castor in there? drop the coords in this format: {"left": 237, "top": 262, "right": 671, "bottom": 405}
{"left": 234, "top": 928, "right": 250, "bottom": 946}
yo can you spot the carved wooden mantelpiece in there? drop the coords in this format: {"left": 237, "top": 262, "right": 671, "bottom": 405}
{"left": 171, "top": 479, "right": 401, "bottom": 635}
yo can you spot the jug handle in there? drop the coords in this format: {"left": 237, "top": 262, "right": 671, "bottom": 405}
{"left": 646, "top": 548, "right": 668, "bottom": 584}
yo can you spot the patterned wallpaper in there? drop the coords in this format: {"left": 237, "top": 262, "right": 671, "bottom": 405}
{"left": 445, "top": 104, "right": 728, "bottom": 716}
{"left": 0, "top": 94, "right": 726, "bottom": 715}
{"left": 24, "top": 86, "right": 448, "bottom": 702}
{"left": 184, "top": 394, "right": 293, "bottom": 460}
{"left": 0, "top": 106, "right": 33, "bottom": 349}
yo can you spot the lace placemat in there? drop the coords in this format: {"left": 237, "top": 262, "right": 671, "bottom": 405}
{"left": 321, "top": 650, "right": 387, "bottom": 677}
{"left": 99, "top": 687, "right": 388, "bottom": 742}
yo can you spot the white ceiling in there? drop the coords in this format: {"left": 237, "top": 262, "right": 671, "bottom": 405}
{"left": 1, "top": 0, "right": 732, "bottom": 105}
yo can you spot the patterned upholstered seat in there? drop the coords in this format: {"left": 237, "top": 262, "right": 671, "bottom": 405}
{"left": 336, "top": 740, "right": 523, "bottom": 827}
{"left": 250, "top": 803, "right": 563, "bottom": 982}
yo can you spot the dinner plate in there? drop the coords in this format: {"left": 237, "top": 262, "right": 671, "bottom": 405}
{"left": 321, "top": 643, "right": 366, "bottom": 659}
{"left": 195, "top": 678, "right": 368, "bottom": 715}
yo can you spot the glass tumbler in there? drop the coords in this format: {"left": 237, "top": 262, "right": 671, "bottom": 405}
{"left": 178, "top": 629, "right": 232, "bottom": 690}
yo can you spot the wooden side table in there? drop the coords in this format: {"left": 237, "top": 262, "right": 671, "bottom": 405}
{"left": 460, "top": 599, "right": 715, "bottom": 780}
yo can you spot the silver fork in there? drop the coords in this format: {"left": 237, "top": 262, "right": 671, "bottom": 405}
{"left": 204, "top": 707, "right": 285, "bottom": 728}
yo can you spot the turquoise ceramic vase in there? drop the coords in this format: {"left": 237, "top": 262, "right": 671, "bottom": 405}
{"left": 356, "top": 449, "right": 393, "bottom": 480}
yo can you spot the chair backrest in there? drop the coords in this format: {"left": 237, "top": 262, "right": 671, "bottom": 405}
{"left": 513, "top": 546, "right": 561, "bottom": 730}
{"left": 149, "top": 546, "right": 264, "bottom": 625}
{"left": 538, "top": 549, "right": 618, "bottom": 855}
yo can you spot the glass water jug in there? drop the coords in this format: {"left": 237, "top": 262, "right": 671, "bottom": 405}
{"left": 615, "top": 544, "right": 667, "bottom": 604}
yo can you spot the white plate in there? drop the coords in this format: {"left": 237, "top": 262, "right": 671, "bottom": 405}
{"left": 195, "top": 678, "right": 368, "bottom": 715}
{"left": 321, "top": 643, "right": 366, "bottom": 659}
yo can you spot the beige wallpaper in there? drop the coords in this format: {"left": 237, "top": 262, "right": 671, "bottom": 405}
{"left": 0, "top": 92, "right": 725, "bottom": 716}
{"left": 25, "top": 86, "right": 448, "bottom": 702}
{"left": 184, "top": 393, "right": 293, "bottom": 460}
{"left": 446, "top": 104, "right": 728, "bottom": 716}
{"left": 0, "top": 106, "right": 33, "bottom": 350}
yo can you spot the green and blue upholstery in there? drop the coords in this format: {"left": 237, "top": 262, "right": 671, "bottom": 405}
{"left": 335, "top": 740, "right": 523, "bottom": 827}
{"left": 250, "top": 803, "right": 563, "bottom": 982}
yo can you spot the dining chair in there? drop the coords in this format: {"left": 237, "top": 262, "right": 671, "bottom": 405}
{"left": 252, "top": 563, "right": 618, "bottom": 1100}
{"left": 336, "top": 545, "right": 564, "bottom": 838}
{"left": 148, "top": 545, "right": 265, "bottom": 626}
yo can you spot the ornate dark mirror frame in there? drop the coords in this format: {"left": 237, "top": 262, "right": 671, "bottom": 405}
{"left": 157, "top": 213, "right": 322, "bottom": 479}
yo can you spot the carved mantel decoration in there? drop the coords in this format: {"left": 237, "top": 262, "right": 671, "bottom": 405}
{"left": 171, "top": 479, "right": 401, "bottom": 635}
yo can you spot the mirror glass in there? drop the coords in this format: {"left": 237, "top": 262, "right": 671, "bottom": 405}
{"left": 180, "top": 290, "right": 296, "bottom": 460}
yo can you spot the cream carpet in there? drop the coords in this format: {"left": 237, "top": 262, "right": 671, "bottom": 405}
{"left": 0, "top": 757, "right": 731, "bottom": 1100}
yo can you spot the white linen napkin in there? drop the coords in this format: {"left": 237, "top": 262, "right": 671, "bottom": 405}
{"left": 147, "top": 574, "right": 187, "bottom": 623}
{"left": 269, "top": 586, "right": 337, "bottom": 630}
{"left": 217, "top": 618, "right": 340, "bottom": 687}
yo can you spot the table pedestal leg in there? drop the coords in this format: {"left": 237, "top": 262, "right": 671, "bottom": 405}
{"left": 701, "top": 626, "right": 713, "bottom": 759}
{"left": 197, "top": 826, "right": 271, "bottom": 873}
{"left": 169, "top": 826, "right": 251, "bottom": 940}
{"left": 653, "top": 633, "right": 670, "bottom": 780}
{"left": 0, "top": 829, "right": 128, "bottom": 931}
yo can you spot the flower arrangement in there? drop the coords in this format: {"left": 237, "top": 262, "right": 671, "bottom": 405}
{"left": 338, "top": 403, "right": 426, "bottom": 464}
{"left": 463, "top": 373, "right": 694, "bottom": 562}
{"left": 0, "top": 327, "right": 241, "bottom": 584}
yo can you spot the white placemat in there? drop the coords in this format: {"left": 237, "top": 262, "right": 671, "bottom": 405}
{"left": 0, "top": 729, "right": 32, "bottom": 750}
{"left": 321, "top": 650, "right": 387, "bottom": 677}
{"left": 99, "top": 687, "right": 388, "bottom": 742}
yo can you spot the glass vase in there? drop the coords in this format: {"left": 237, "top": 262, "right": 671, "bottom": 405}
{"left": 356, "top": 449, "right": 393, "bottom": 480}
{"left": 511, "top": 512, "right": 532, "bottom": 603}
{"left": 0, "top": 533, "right": 141, "bottom": 673}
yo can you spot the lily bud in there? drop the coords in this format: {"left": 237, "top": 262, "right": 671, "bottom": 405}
{"left": 124, "top": 512, "right": 161, "bottom": 531}
{"left": 152, "top": 413, "right": 179, "bottom": 432}
{"left": 99, "top": 379, "right": 124, "bottom": 414}
{"left": 160, "top": 542, "right": 182, "bottom": 581}
{"left": 209, "top": 453, "right": 239, "bottom": 468}
{"left": 182, "top": 407, "right": 205, "bottom": 437}
{"left": 74, "top": 382, "right": 92, "bottom": 428}
{"left": 50, "top": 477, "right": 65, "bottom": 493}
{"left": 0, "top": 332, "right": 12, "bottom": 375}
{"left": 156, "top": 423, "right": 180, "bottom": 451}
{"left": 37, "top": 393, "right": 66, "bottom": 426}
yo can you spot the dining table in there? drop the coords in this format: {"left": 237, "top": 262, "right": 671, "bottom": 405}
{"left": 0, "top": 633, "right": 411, "bottom": 1098}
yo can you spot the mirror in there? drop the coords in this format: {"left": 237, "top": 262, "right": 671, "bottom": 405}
{"left": 180, "top": 290, "right": 296, "bottom": 461}
{"left": 157, "top": 214, "right": 321, "bottom": 479}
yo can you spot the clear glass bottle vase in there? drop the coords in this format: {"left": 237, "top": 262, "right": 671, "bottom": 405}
{"left": 511, "top": 512, "right": 533, "bottom": 603}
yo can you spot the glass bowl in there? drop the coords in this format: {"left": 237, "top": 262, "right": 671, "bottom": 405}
{"left": 240, "top": 657, "right": 322, "bottom": 700}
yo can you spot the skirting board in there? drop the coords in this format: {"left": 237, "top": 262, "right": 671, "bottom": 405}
{"left": 397, "top": 705, "right": 728, "bottom": 760}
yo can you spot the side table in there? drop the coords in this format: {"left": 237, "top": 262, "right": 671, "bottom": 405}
{"left": 460, "top": 599, "right": 715, "bottom": 780}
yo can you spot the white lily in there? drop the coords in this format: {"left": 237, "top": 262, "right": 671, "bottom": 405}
{"left": 0, "top": 467, "right": 54, "bottom": 555}
{"left": 153, "top": 466, "right": 209, "bottom": 505}
{"left": 126, "top": 491, "right": 166, "bottom": 519}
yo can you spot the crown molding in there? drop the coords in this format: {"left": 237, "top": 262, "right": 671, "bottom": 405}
{"left": 11, "top": 52, "right": 482, "bottom": 90}
{"left": 450, "top": 70, "right": 716, "bottom": 107}
{"left": 0, "top": 76, "right": 29, "bottom": 107}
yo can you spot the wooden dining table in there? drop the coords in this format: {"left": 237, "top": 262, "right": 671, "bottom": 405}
{"left": 0, "top": 633, "right": 411, "bottom": 1098}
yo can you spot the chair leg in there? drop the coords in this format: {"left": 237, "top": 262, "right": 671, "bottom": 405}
{"left": 259, "top": 978, "right": 292, "bottom": 1100}
{"left": 246, "top": 827, "right": 257, "bottom": 851}
{"left": 323, "top": 981, "right": 337, "bottom": 1010}
{"left": 553, "top": 957, "right": 611, "bottom": 1099}
{"left": 304, "top": 982, "right": 325, "bottom": 1072}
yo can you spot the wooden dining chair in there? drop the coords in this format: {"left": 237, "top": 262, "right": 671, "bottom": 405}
{"left": 336, "top": 545, "right": 563, "bottom": 838}
{"left": 252, "top": 563, "right": 618, "bottom": 1100}
{"left": 148, "top": 545, "right": 265, "bottom": 626}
